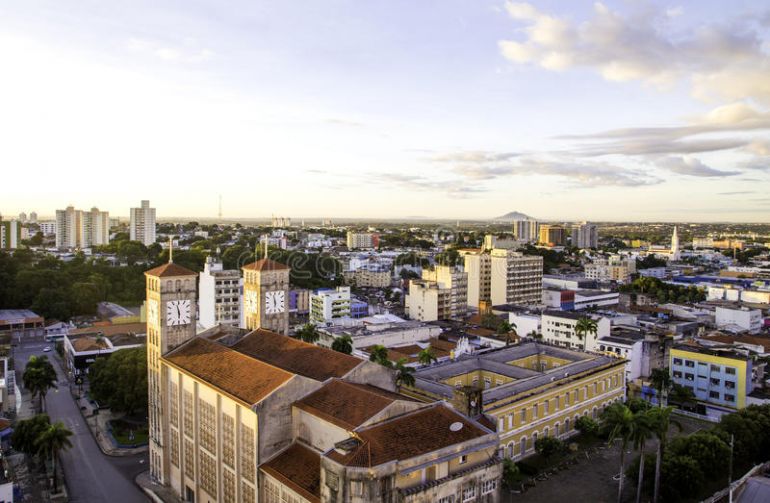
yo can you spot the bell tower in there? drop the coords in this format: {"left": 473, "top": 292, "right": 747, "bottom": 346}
{"left": 242, "top": 257, "right": 290, "bottom": 335}
{"left": 144, "top": 243, "right": 197, "bottom": 484}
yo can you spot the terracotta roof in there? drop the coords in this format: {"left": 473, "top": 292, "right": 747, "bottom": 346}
{"left": 232, "top": 329, "right": 362, "bottom": 381}
{"left": 260, "top": 443, "right": 320, "bottom": 503}
{"left": 703, "top": 334, "right": 770, "bottom": 353}
{"left": 70, "top": 337, "right": 110, "bottom": 352}
{"left": 144, "top": 262, "right": 197, "bottom": 278}
{"left": 295, "top": 380, "right": 415, "bottom": 430}
{"left": 164, "top": 337, "right": 293, "bottom": 405}
{"left": 326, "top": 404, "right": 489, "bottom": 467}
{"left": 69, "top": 322, "right": 147, "bottom": 337}
{"left": 242, "top": 258, "right": 290, "bottom": 272}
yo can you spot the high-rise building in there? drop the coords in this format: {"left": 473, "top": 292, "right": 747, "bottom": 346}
{"left": 199, "top": 253, "right": 242, "bottom": 329}
{"left": 512, "top": 219, "right": 538, "bottom": 242}
{"left": 407, "top": 266, "right": 468, "bottom": 322}
{"left": 18, "top": 212, "right": 27, "bottom": 223}
{"left": 538, "top": 224, "right": 567, "bottom": 246}
{"left": 55, "top": 205, "right": 110, "bottom": 248}
{"left": 130, "top": 200, "right": 157, "bottom": 246}
{"left": 28, "top": 212, "right": 37, "bottom": 224}
{"left": 571, "top": 222, "right": 598, "bottom": 249}
{"left": 462, "top": 250, "right": 492, "bottom": 308}
{"left": 242, "top": 258, "right": 290, "bottom": 335}
{"left": 490, "top": 250, "right": 543, "bottom": 306}
{"left": 346, "top": 231, "right": 379, "bottom": 249}
{"left": 0, "top": 217, "right": 21, "bottom": 250}
{"left": 670, "top": 226, "right": 680, "bottom": 261}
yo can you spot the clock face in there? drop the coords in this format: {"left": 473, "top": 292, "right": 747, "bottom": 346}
{"left": 245, "top": 290, "right": 258, "bottom": 313}
{"left": 264, "top": 290, "right": 285, "bottom": 314}
{"left": 148, "top": 299, "right": 159, "bottom": 325}
{"left": 166, "top": 300, "right": 192, "bottom": 326}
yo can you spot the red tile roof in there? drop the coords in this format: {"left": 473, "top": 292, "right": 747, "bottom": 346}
{"left": 260, "top": 443, "right": 320, "bottom": 503}
{"left": 232, "top": 329, "right": 362, "bottom": 381}
{"left": 295, "top": 379, "right": 416, "bottom": 430}
{"left": 144, "top": 262, "right": 196, "bottom": 278}
{"left": 242, "top": 258, "right": 290, "bottom": 271}
{"left": 326, "top": 404, "right": 489, "bottom": 467}
{"left": 164, "top": 337, "right": 293, "bottom": 405}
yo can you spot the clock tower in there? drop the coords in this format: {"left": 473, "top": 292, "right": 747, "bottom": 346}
{"left": 242, "top": 258, "right": 290, "bottom": 335}
{"left": 144, "top": 252, "right": 197, "bottom": 485}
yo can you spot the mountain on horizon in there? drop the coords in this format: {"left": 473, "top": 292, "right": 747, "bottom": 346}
{"left": 494, "top": 211, "right": 535, "bottom": 221}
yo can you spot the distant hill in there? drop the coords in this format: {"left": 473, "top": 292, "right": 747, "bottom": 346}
{"left": 494, "top": 211, "right": 534, "bottom": 221}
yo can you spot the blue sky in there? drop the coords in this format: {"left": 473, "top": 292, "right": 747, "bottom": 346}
{"left": 1, "top": 1, "right": 768, "bottom": 221}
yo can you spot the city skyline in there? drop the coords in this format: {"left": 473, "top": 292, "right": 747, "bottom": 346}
{"left": 1, "top": 1, "right": 769, "bottom": 221}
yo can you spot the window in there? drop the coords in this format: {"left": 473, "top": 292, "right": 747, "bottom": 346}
{"left": 455, "top": 381, "right": 462, "bottom": 389}
{"left": 520, "top": 408, "right": 527, "bottom": 423}
{"left": 556, "top": 396, "right": 561, "bottom": 409}
{"left": 710, "top": 364, "right": 721, "bottom": 373}
{"left": 240, "top": 423, "right": 256, "bottom": 482}
{"left": 484, "top": 377, "right": 491, "bottom": 389}
{"left": 725, "top": 394, "right": 735, "bottom": 402}
{"left": 685, "top": 360, "right": 695, "bottom": 368}
{"left": 673, "top": 358, "right": 683, "bottom": 365}
{"left": 725, "top": 367, "right": 736, "bottom": 375}
{"left": 508, "top": 414, "right": 513, "bottom": 429}
{"left": 241, "top": 482, "right": 255, "bottom": 503}
{"left": 169, "top": 382, "right": 179, "bottom": 427}
{"left": 710, "top": 378, "right": 721, "bottom": 386}
{"left": 685, "top": 373, "right": 695, "bottom": 381}
{"left": 709, "top": 391, "right": 720, "bottom": 399}
{"left": 169, "top": 432, "right": 179, "bottom": 467}
{"left": 498, "top": 417, "right": 504, "bottom": 431}
{"left": 183, "top": 391, "right": 193, "bottom": 433}
{"left": 520, "top": 437, "right": 527, "bottom": 455}
{"left": 222, "top": 414, "right": 235, "bottom": 468}
{"left": 199, "top": 400, "right": 216, "bottom": 453}
{"left": 199, "top": 450, "right": 217, "bottom": 496}
{"left": 544, "top": 426, "right": 550, "bottom": 437}
{"left": 481, "top": 479, "right": 497, "bottom": 495}
{"left": 725, "top": 381, "right": 736, "bottom": 390}
{"left": 184, "top": 439, "right": 195, "bottom": 479}
{"left": 223, "top": 469, "right": 236, "bottom": 503}
{"left": 462, "top": 485, "right": 476, "bottom": 502}
{"left": 438, "top": 497, "right": 455, "bottom": 503}
{"left": 544, "top": 400, "right": 550, "bottom": 415}
{"left": 458, "top": 455, "right": 467, "bottom": 465}
{"left": 533, "top": 404, "right": 539, "bottom": 419}
{"left": 673, "top": 371, "right": 683, "bottom": 378}
{"left": 565, "top": 392, "right": 570, "bottom": 406}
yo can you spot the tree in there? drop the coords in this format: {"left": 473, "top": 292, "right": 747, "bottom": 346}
{"left": 668, "top": 383, "right": 695, "bottom": 409}
{"left": 575, "top": 317, "right": 598, "bottom": 351}
{"left": 535, "top": 436, "right": 565, "bottom": 462}
{"left": 11, "top": 413, "right": 50, "bottom": 456}
{"left": 369, "top": 345, "right": 391, "bottom": 367}
{"left": 394, "top": 358, "right": 415, "bottom": 388}
{"left": 647, "top": 406, "right": 681, "bottom": 503}
{"left": 649, "top": 368, "right": 672, "bottom": 407}
{"left": 480, "top": 313, "right": 502, "bottom": 330}
{"left": 331, "top": 335, "right": 353, "bottom": 355}
{"left": 36, "top": 421, "right": 73, "bottom": 493}
{"left": 668, "top": 432, "right": 729, "bottom": 479}
{"left": 22, "top": 356, "right": 57, "bottom": 412}
{"left": 660, "top": 455, "right": 703, "bottom": 502}
{"left": 417, "top": 346, "right": 438, "bottom": 366}
{"left": 88, "top": 347, "right": 147, "bottom": 416}
{"left": 602, "top": 403, "right": 635, "bottom": 503}
{"left": 501, "top": 458, "right": 520, "bottom": 490}
{"left": 630, "top": 410, "right": 655, "bottom": 503}
{"left": 295, "top": 323, "right": 319, "bottom": 344}
{"left": 626, "top": 397, "right": 652, "bottom": 414}
{"left": 575, "top": 416, "right": 599, "bottom": 438}
{"left": 496, "top": 321, "right": 517, "bottom": 345}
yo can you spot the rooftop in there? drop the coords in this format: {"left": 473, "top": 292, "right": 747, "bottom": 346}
{"left": 672, "top": 343, "right": 749, "bottom": 362}
{"left": 231, "top": 329, "right": 362, "bottom": 381}
{"left": 69, "top": 322, "right": 147, "bottom": 338}
{"left": 0, "top": 309, "right": 43, "bottom": 323}
{"left": 165, "top": 337, "right": 293, "bottom": 405}
{"left": 241, "top": 258, "right": 290, "bottom": 271}
{"left": 325, "top": 403, "right": 490, "bottom": 468}
{"left": 144, "top": 262, "right": 197, "bottom": 278}
{"left": 260, "top": 443, "right": 321, "bottom": 503}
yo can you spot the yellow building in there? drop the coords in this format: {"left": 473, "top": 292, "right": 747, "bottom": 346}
{"left": 404, "top": 342, "right": 626, "bottom": 460}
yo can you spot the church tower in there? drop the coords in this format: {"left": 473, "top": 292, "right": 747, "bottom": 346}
{"left": 670, "top": 226, "right": 680, "bottom": 261}
{"left": 144, "top": 245, "right": 197, "bottom": 484}
{"left": 242, "top": 257, "right": 290, "bottom": 335}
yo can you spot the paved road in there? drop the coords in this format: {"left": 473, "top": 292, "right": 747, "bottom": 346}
{"left": 14, "top": 339, "right": 149, "bottom": 502}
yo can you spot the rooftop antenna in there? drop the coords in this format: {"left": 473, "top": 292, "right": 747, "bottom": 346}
{"left": 168, "top": 236, "right": 174, "bottom": 263}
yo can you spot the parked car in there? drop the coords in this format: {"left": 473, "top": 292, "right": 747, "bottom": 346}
{"left": 43, "top": 346, "right": 52, "bottom": 352}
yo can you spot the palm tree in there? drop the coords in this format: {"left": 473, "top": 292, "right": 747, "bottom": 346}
{"left": 394, "top": 358, "right": 416, "bottom": 388}
{"left": 496, "top": 321, "right": 517, "bottom": 346}
{"left": 23, "top": 356, "right": 57, "bottom": 412}
{"left": 649, "top": 368, "right": 672, "bottom": 407}
{"left": 295, "top": 323, "right": 319, "bottom": 344}
{"left": 331, "top": 335, "right": 353, "bottom": 354}
{"left": 36, "top": 421, "right": 73, "bottom": 493}
{"left": 602, "top": 403, "right": 635, "bottom": 503}
{"left": 647, "top": 406, "right": 681, "bottom": 503}
{"left": 417, "top": 346, "right": 438, "bottom": 366}
{"left": 574, "top": 317, "right": 598, "bottom": 351}
{"left": 630, "top": 411, "right": 655, "bottom": 503}
{"left": 369, "top": 345, "right": 392, "bottom": 367}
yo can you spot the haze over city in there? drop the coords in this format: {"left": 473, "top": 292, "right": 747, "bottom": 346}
{"left": 1, "top": 0, "right": 769, "bottom": 221}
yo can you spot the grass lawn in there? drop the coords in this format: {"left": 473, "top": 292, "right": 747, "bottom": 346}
{"left": 108, "top": 418, "right": 149, "bottom": 446}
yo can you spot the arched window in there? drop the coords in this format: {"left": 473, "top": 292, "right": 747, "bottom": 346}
{"left": 565, "top": 417, "right": 571, "bottom": 432}
{"left": 508, "top": 442, "right": 514, "bottom": 458}
{"left": 543, "top": 426, "right": 550, "bottom": 437}
{"left": 520, "top": 436, "right": 527, "bottom": 455}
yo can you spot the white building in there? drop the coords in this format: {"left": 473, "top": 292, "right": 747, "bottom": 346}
{"left": 346, "top": 231, "right": 377, "bottom": 249}
{"left": 421, "top": 265, "right": 468, "bottom": 319}
{"left": 541, "top": 311, "right": 611, "bottom": 351}
{"left": 571, "top": 222, "right": 598, "bottom": 249}
{"left": 490, "top": 249, "right": 543, "bottom": 306}
{"left": 507, "top": 312, "right": 541, "bottom": 339}
{"left": 198, "top": 254, "right": 242, "bottom": 329}
{"left": 462, "top": 250, "right": 491, "bottom": 308}
{"left": 596, "top": 330, "right": 646, "bottom": 381}
{"left": 38, "top": 221, "right": 56, "bottom": 236}
{"left": 715, "top": 306, "right": 763, "bottom": 333}
{"left": 584, "top": 255, "right": 636, "bottom": 283}
{"left": 55, "top": 206, "right": 110, "bottom": 248}
{"left": 512, "top": 219, "right": 538, "bottom": 242}
{"left": 310, "top": 286, "right": 352, "bottom": 325}
{"left": 574, "top": 290, "right": 620, "bottom": 310}
{"left": 130, "top": 200, "right": 157, "bottom": 246}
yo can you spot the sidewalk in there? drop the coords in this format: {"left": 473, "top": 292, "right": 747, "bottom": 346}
{"left": 135, "top": 470, "right": 183, "bottom": 503}
{"left": 72, "top": 389, "right": 149, "bottom": 457}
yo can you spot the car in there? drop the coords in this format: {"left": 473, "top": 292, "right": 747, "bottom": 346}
{"left": 43, "top": 346, "right": 52, "bottom": 352}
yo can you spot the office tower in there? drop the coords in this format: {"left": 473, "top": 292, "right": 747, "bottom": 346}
{"left": 490, "top": 249, "right": 543, "bottom": 306}
{"left": 538, "top": 224, "right": 567, "bottom": 246}
{"left": 130, "top": 200, "right": 157, "bottom": 246}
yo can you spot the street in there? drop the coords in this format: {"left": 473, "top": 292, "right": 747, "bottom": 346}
{"left": 14, "top": 338, "right": 149, "bottom": 502}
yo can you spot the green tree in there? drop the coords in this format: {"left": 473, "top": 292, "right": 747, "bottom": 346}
{"left": 22, "top": 356, "right": 57, "bottom": 412}
{"left": 575, "top": 416, "right": 599, "bottom": 438}
{"left": 394, "top": 358, "right": 415, "bottom": 388}
{"left": 501, "top": 458, "right": 520, "bottom": 490}
{"left": 630, "top": 410, "right": 655, "bottom": 503}
{"left": 668, "top": 432, "right": 729, "bottom": 479}
{"left": 295, "top": 323, "right": 320, "bottom": 344}
{"left": 660, "top": 455, "right": 703, "bottom": 502}
{"left": 368, "top": 345, "right": 391, "bottom": 367}
{"left": 602, "top": 403, "right": 635, "bottom": 503}
{"left": 668, "top": 383, "right": 695, "bottom": 409}
{"left": 496, "top": 321, "right": 517, "bottom": 345}
{"left": 575, "top": 317, "right": 598, "bottom": 351}
{"left": 417, "top": 346, "right": 437, "bottom": 366}
{"left": 647, "top": 406, "right": 681, "bottom": 503}
{"left": 36, "top": 420, "right": 73, "bottom": 493}
{"left": 534, "top": 436, "right": 565, "bottom": 462}
{"left": 331, "top": 335, "right": 353, "bottom": 355}
{"left": 11, "top": 413, "right": 50, "bottom": 456}
{"left": 649, "top": 368, "right": 672, "bottom": 407}
{"left": 88, "top": 347, "right": 148, "bottom": 415}
{"left": 480, "top": 313, "right": 501, "bottom": 330}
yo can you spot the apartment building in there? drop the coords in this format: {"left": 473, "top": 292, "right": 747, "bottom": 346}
{"left": 199, "top": 254, "right": 242, "bottom": 329}
{"left": 584, "top": 255, "right": 636, "bottom": 283}
{"left": 571, "top": 222, "right": 598, "bottom": 249}
{"left": 310, "top": 287, "right": 352, "bottom": 325}
{"left": 490, "top": 250, "right": 543, "bottom": 306}
{"left": 462, "top": 249, "right": 492, "bottom": 308}
{"left": 130, "top": 199, "right": 157, "bottom": 246}
{"left": 540, "top": 311, "right": 611, "bottom": 351}
{"left": 55, "top": 205, "right": 110, "bottom": 248}
{"left": 512, "top": 219, "right": 538, "bottom": 242}
{"left": 342, "top": 269, "right": 391, "bottom": 288}
{"left": 407, "top": 266, "right": 468, "bottom": 322}
{"left": 538, "top": 225, "right": 567, "bottom": 247}
{"left": 404, "top": 342, "right": 626, "bottom": 461}
{"left": 346, "top": 231, "right": 379, "bottom": 249}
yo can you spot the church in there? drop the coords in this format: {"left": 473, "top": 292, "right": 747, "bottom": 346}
{"left": 145, "top": 254, "right": 502, "bottom": 503}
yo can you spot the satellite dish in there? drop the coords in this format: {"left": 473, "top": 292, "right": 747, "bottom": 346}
{"left": 450, "top": 422, "right": 464, "bottom": 432}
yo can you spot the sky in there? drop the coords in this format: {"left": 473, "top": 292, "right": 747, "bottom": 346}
{"left": 1, "top": 1, "right": 769, "bottom": 222}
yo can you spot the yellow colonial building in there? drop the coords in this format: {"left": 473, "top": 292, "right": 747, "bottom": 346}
{"left": 403, "top": 342, "right": 627, "bottom": 460}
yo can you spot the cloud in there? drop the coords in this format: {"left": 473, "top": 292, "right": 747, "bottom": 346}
{"left": 741, "top": 158, "right": 770, "bottom": 171}
{"left": 717, "top": 191, "right": 754, "bottom": 195}
{"left": 499, "top": 2, "right": 770, "bottom": 104}
{"left": 326, "top": 118, "right": 366, "bottom": 128}
{"left": 366, "top": 172, "right": 488, "bottom": 198}
{"left": 126, "top": 37, "right": 213, "bottom": 63}
{"left": 653, "top": 156, "right": 740, "bottom": 177}
{"left": 431, "top": 150, "right": 519, "bottom": 163}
